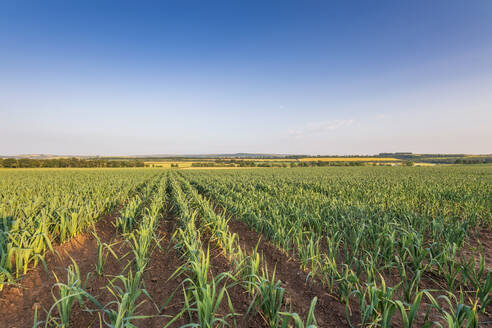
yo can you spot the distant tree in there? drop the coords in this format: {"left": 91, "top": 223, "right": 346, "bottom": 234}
{"left": 18, "top": 159, "right": 34, "bottom": 168}
{"left": 2, "top": 158, "right": 17, "bottom": 168}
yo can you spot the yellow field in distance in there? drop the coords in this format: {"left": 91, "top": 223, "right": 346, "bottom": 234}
{"left": 223, "top": 157, "right": 399, "bottom": 162}
{"left": 144, "top": 161, "right": 194, "bottom": 168}
{"left": 222, "top": 158, "right": 294, "bottom": 162}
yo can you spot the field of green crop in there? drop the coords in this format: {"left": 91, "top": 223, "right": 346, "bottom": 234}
{"left": 0, "top": 166, "right": 491, "bottom": 327}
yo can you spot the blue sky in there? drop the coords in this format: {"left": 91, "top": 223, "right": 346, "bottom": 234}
{"left": 1, "top": 0, "right": 491, "bottom": 155}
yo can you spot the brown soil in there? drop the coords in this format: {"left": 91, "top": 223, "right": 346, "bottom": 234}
{"left": 463, "top": 227, "right": 492, "bottom": 272}
{"left": 68, "top": 238, "right": 131, "bottom": 327}
{"left": 138, "top": 217, "right": 188, "bottom": 328}
{"left": 463, "top": 227, "right": 492, "bottom": 318}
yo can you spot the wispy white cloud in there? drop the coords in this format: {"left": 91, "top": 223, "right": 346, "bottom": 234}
{"left": 289, "top": 119, "right": 354, "bottom": 138}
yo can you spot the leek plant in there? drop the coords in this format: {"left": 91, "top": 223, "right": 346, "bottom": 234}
{"left": 115, "top": 196, "right": 142, "bottom": 234}
{"left": 247, "top": 267, "right": 286, "bottom": 328}
{"left": 279, "top": 297, "right": 318, "bottom": 328}
{"left": 93, "top": 231, "right": 118, "bottom": 276}
{"left": 393, "top": 290, "right": 435, "bottom": 328}
{"left": 351, "top": 275, "right": 400, "bottom": 328}
{"left": 461, "top": 254, "right": 492, "bottom": 313}
{"left": 169, "top": 176, "right": 239, "bottom": 327}
{"left": 427, "top": 292, "right": 480, "bottom": 328}
{"left": 182, "top": 272, "right": 237, "bottom": 328}
{"left": 102, "top": 270, "right": 152, "bottom": 328}
{"left": 46, "top": 259, "right": 87, "bottom": 328}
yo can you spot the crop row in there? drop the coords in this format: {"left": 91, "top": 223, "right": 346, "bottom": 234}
{"left": 37, "top": 172, "right": 167, "bottom": 327}
{"left": 169, "top": 172, "right": 318, "bottom": 327}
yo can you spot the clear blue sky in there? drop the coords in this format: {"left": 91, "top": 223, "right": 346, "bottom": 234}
{"left": 1, "top": 0, "right": 491, "bottom": 155}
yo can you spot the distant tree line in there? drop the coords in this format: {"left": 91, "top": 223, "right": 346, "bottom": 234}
{"left": 212, "top": 160, "right": 367, "bottom": 168}
{"left": 454, "top": 158, "right": 492, "bottom": 164}
{"left": 191, "top": 162, "right": 233, "bottom": 167}
{"left": 0, "top": 158, "right": 145, "bottom": 168}
{"left": 213, "top": 159, "right": 258, "bottom": 167}
{"left": 293, "top": 161, "right": 364, "bottom": 167}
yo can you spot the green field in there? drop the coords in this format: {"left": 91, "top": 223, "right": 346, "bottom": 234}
{"left": 0, "top": 166, "right": 491, "bottom": 327}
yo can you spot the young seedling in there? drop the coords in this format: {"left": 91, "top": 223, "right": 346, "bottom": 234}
{"left": 46, "top": 259, "right": 87, "bottom": 328}
{"left": 93, "top": 231, "right": 118, "bottom": 276}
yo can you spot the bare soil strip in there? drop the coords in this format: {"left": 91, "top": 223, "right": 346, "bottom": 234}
{"left": 138, "top": 217, "right": 188, "bottom": 328}
{"left": 463, "top": 227, "right": 492, "bottom": 271}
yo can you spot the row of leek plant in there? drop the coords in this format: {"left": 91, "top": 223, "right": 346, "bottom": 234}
{"left": 38, "top": 174, "right": 167, "bottom": 328}
{"left": 168, "top": 174, "right": 238, "bottom": 328}
{"left": 172, "top": 173, "right": 318, "bottom": 328}
{"left": 181, "top": 168, "right": 491, "bottom": 327}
